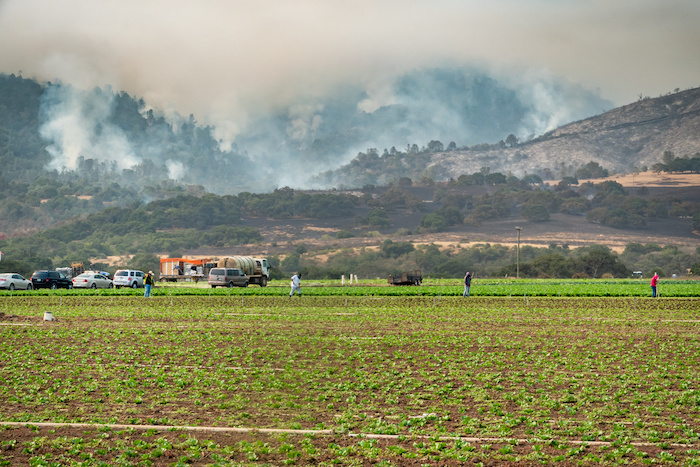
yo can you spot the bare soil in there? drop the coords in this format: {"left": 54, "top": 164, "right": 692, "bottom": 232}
{"left": 576, "top": 172, "right": 700, "bottom": 187}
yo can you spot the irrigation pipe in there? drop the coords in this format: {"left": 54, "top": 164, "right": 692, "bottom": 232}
{"left": 0, "top": 421, "right": 330, "bottom": 436}
{"left": 0, "top": 422, "right": 695, "bottom": 448}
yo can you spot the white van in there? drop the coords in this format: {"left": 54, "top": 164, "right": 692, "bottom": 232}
{"left": 113, "top": 269, "right": 145, "bottom": 288}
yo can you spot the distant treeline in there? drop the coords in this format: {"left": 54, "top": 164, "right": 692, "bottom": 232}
{"left": 653, "top": 152, "right": 700, "bottom": 173}
{"left": 412, "top": 170, "right": 699, "bottom": 232}
{"left": 279, "top": 241, "right": 699, "bottom": 281}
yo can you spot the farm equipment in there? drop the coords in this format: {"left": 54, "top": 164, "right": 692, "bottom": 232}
{"left": 217, "top": 256, "right": 271, "bottom": 287}
{"left": 159, "top": 258, "right": 214, "bottom": 283}
{"left": 56, "top": 262, "right": 85, "bottom": 279}
{"left": 387, "top": 270, "right": 422, "bottom": 286}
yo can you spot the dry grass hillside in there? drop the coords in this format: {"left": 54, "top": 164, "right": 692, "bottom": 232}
{"left": 431, "top": 87, "right": 700, "bottom": 180}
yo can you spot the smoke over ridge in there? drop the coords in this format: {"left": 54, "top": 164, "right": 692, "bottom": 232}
{"left": 5, "top": 0, "right": 697, "bottom": 191}
{"left": 33, "top": 67, "right": 611, "bottom": 192}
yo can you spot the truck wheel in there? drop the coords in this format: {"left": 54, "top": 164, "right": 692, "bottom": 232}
{"left": 9, "top": 284, "right": 15, "bottom": 291}
{"left": 211, "top": 285, "right": 217, "bottom": 288}
{"left": 91, "top": 283, "right": 97, "bottom": 289}
{"left": 261, "top": 277, "right": 267, "bottom": 287}
{"left": 51, "top": 283, "right": 58, "bottom": 290}
{"left": 244, "top": 282, "right": 248, "bottom": 288}
{"left": 131, "top": 282, "right": 138, "bottom": 289}
{"left": 228, "top": 282, "right": 235, "bottom": 288}
{"left": 27, "top": 284, "right": 32, "bottom": 290}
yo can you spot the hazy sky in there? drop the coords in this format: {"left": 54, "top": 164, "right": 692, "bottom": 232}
{"left": 1, "top": 0, "right": 699, "bottom": 133}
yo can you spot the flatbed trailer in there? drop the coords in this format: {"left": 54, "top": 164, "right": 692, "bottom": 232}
{"left": 387, "top": 270, "right": 422, "bottom": 286}
{"left": 159, "top": 258, "right": 214, "bottom": 283}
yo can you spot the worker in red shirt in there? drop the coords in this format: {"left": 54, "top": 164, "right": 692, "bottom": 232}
{"left": 650, "top": 272, "right": 659, "bottom": 297}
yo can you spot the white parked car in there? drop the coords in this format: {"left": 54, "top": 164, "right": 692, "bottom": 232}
{"left": 0, "top": 273, "right": 33, "bottom": 290}
{"left": 72, "top": 272, "right": 114, "bottom": 289}
{"left": 113, "top": 269, "right": 145, "bottom": 288}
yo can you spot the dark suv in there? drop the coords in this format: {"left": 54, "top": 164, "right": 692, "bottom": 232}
{"left": 31, "top": 270, "right": 73, "bottom": 289}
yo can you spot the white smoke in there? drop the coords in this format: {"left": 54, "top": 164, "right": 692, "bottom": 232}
{"left": 286, "top": 103, "right": 324, "bottom": 141}
{"left": 166, "top": 160, "right": 185, "bottom": 180}
{"left": 39, "top": 85, "right": 139, "bottom": 171}
{"left": 508, "top": 69, "right": 609, "bottom": 139}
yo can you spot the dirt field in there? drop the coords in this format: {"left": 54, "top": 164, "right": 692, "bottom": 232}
{"left": 576, "top": 172, "right": 700, "bottom": 187}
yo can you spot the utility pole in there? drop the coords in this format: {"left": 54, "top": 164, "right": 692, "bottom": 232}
{"left": 515, "top": 226, "right": 522, "bottom": 279}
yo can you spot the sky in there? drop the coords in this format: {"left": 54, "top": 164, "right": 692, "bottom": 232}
{"left": 1, "top": 0, "right": 698, "bottom": 123}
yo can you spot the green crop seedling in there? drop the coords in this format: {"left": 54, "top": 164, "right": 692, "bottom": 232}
{"left": 0, "top": 287, "right": 698, "bottom": 464}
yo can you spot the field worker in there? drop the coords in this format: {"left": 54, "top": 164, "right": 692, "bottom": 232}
{"left": 650, "top": 272, "right": 659, "bottom": 297}
{"left": 290, "top": 273, "right": 302, "bottom": 297}
{"left": 144, "top": 270, "right": 154, "bottom": 297}
{"left": 463, "top": 271, "right": 472, "bottom": 297}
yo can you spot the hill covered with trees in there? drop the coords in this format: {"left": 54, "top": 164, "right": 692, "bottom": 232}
{"left": 318, "top": 87, "right": 700, "bottom": 188}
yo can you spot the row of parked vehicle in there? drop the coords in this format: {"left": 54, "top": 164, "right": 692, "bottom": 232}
{"left": 0, "top": 267, "right": 254, "bottom": 291}
{"left": 0, "top": 269, "right": 147, "bottom": 290}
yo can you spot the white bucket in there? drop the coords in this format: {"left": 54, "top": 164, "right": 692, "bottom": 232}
{"left": 43, "top": 311, "right": 54, "bottom": 321}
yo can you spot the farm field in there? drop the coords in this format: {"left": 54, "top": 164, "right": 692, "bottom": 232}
{"left": 1, "top": 292, "right": 699, "bottom": 465}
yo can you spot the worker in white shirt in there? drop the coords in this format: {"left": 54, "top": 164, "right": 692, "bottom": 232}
{"left": 290, "top": 273, "right": 302, "bottom": 297}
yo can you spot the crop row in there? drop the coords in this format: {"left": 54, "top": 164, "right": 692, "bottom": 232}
{"left": 4, "top": 424, "right": 697, "bottom": 465}
{"left": 1, "top": 295, "right": 699, "bottom": 464}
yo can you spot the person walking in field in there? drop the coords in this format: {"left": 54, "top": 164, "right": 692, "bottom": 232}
{"left": 290, "top": 273, "right": 302, "bottom": 297}
{"left": 463, "top": 271, "right": 472, "bottom": 297}
{"left": 650, "top": 272, "right": 659, "bottom": 297}
{"left": 144, "top": 270, "right": 154, "bottom": 297}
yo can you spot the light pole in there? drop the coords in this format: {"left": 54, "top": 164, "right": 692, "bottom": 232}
{"left": 515, "top": 226, "right": 522, "bottom": 279}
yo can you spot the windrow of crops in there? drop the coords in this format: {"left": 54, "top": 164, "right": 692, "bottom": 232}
{"left": 1, "top": 294, "right": 699, "bottom": 465}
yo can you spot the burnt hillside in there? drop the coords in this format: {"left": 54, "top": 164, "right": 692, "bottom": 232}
{"left": 432, "top": 87, "right": 700, "bottom": 180}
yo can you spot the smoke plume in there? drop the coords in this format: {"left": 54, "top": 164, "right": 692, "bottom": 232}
{"left": 2, "top": 0, "right": 698, "bottom": 191}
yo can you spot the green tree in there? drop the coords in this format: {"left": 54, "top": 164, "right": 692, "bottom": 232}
{"left": 662, "top": 150, "right": 675, "bottom": 165}
{"left": 523, "top": 203, "right": 550, "bottom": 222}
{"left": 530, "top": 254, "right": 573, "bottom": 278}
{"left": 380, "top": 239, "right": 415, "bottom": 259}
{"left": 126, "top": 253, "right": 160, "bottom": 275}
{"left": 505, "top": 134, "right": 518, "bottom": 147}
{"left": 365, "top": 209, "right": 391, "bottom": 229}
{"left": 574, "top": 246, "right": 630, "bottom": 278}
{"left": 690, "top": 262, "right": 700, "bottom": 275}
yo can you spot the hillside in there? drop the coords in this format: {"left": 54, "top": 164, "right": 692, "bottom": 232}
{"left": 319, "top": 87, "right": 700, "bottom": 187}
{"left": 431, "top": 87, "right": 700, "bottom": 179}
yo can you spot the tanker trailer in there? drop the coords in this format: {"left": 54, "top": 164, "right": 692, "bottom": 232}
{"left": 217, "top": 256, "right": 271, "bottom": 286}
